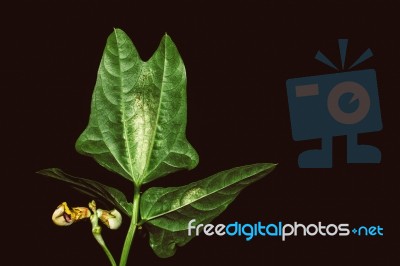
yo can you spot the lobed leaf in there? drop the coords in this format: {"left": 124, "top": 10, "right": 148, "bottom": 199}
{"left": 75, "top": 29, "right": 199, "bottom": 186}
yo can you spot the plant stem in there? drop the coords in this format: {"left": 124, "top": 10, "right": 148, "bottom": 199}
{"left": 89, "top": 200, "right": 117, "bottom": 266}
{"left": 119, "top": 185, "right": 141, "bottom": 266}
{"left": 92, "top": 231, "right": 117, "bottom": 266}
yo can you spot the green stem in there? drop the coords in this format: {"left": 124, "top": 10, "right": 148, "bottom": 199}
{"left": 119, "top": 185, "right": 141, "bottom": 266}
{"left": 89, "top": 200, "right": 117, "bottom": 266}
{"left": 92, "top": 230, "right": 117, "bottom": 266}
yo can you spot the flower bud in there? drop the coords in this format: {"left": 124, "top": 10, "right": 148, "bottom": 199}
{"left": 52, "top": 202, "right": 91, "bottom": 226}
{"left": 96, "top": 209, "right": 122, "bottom": 230}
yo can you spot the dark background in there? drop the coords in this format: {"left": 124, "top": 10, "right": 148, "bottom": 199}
{"left": 3, "top": 1, "right": 398, "bottom": 265}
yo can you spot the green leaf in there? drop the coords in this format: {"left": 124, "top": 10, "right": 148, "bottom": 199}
{"left": 140, "top": 163, "right": 276, "bottom": 258}
{"left": 75, "top": 29, "right": 199, "bottom": 186}
{"left": 37, "top": 168, "right": 132, "bottom": 216}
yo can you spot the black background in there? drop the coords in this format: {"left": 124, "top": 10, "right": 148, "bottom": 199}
{"left": 3, "top": 1, "right": 399, "bottom": 265}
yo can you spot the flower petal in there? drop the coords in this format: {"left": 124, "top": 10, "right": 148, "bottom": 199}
{"left": 97, "top": 209, "right": 122, "bottom": 230}
{"left": 52, "top": 203, "right": 73, "bottom": 226}
{"left": 51, "top": 202, "right": 91, "bottom": 226}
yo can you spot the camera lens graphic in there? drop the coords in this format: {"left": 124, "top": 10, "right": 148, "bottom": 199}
{"left": 286, "top": 38, "right": 382, "bottom": 167}
{"left": 327, "top": 81, "right": 371, "bottom": 125}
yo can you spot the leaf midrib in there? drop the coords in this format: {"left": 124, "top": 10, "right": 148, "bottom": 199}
{"left": 143, "top": 165, "right": 268, "bottom": 221}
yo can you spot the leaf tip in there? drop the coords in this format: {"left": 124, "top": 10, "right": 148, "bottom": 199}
{"left": 112, "top": 27, "right": 123, "bottom": 34}
{"left": 110, "top": 28, "right": 130, "bottom": 42}
{"left": 161, "top": 32, "right": 178, "bottom": 47}
{"left": 269, "top": 163, "right": 278, "bottom": 170}
{"left": 258, "top": 162, "right": 278, "bottom": 175}
{"left": 161, "top": 32, "right": 171, "bottom": 43}
{"left": 36, "top": 168, "right": 49, "bottom": 175}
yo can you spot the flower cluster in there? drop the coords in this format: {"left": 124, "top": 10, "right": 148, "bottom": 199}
{"left": 52, "top": 201, "right": 122, "bottom": 229}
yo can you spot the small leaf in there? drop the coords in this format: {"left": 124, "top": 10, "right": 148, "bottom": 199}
{"left": 37, "top": 168, "right": 132, "bottom": 216}
{"left": 140, "top": 163, "right": 276, "bottom": 258}
{"left": 75, "top": 29, "right": 199, "bottom": 186}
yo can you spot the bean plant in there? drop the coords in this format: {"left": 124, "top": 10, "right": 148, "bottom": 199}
{"left": 38, "top": 28, "right": 276, "bottom": 266}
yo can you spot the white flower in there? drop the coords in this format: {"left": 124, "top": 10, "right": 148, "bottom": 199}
{"left": 52, "top": 202, "right": 91, "bottom": 226}
{"left": 97, "top": 209, "right": 122, "bottom": 230}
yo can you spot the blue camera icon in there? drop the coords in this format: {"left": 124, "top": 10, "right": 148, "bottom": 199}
{"left": 286, "top": 40, "right": 382, "bottom": 168}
